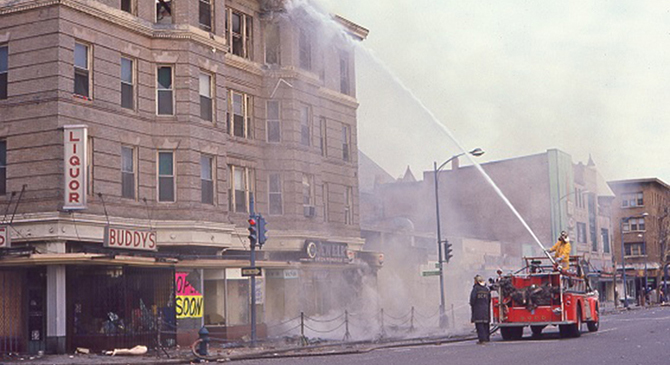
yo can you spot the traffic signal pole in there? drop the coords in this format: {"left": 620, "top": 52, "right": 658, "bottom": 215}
{"left": 249, "top": 198, "right": 258, "bottom": 346}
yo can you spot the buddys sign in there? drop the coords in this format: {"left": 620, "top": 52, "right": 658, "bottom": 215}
{"left": 175, "top": 272, "right": 203, "bottom": 318}
{"left": 63, "top": 125, "right": 88, "bottom": 210}
{"left": 103, "top": 226, "right": 157, "bottom": 251}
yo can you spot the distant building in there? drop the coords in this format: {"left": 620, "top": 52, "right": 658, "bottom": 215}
{"left": 0, "top": 0, "right": 374, "bottom": 355}
{"left": 608, "top": 178, "right": 670, "bottom": 304}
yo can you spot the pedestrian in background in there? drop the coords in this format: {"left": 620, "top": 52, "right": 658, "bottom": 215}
{"left": 470, "top": 274, "right": 491, "bottom": 344}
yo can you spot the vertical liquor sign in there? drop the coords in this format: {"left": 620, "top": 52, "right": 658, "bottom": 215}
{"left": 63, "top": 125, "right": 88, "bottom": 210}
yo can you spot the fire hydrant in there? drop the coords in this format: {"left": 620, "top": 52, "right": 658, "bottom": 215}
{"left": 198, "top": 326, "right": 210, "bottom": 356}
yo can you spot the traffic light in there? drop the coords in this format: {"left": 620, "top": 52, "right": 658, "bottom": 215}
{"left": 248, "top": 216, "right": 258, "bottom": 246}
{"left": 443, "top": 240, "right": 453, "bottom": 263}
{"left": 258, "top": 215, "right": 268, "bottom": 246}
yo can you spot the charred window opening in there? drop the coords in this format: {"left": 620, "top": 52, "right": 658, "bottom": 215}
{"left": 199, "top": 0, "right": 211, "bottom": 31}
{"left": 226, "top": 8, "right": 252, "bottom": 59}
{"left": 155, "top": 0, "right": 171, "bottom": 23}
{"left": 265, "top": 23, "right": 280, "bottom": 65}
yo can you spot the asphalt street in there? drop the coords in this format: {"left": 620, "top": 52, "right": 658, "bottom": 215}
{"left": 236, "top": 306, "right": 670, "bottom": 365}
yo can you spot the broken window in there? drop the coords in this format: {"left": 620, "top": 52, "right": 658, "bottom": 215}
{"left": 300, "top": 105, "right": 310, "bottom": 146}
{"left": 0, "top": 45, "right": 7, "bottom": 100}
{"left": 121, "top": 57, "right": 134, "bottom": 109}
{"left": 229, "top": 165, "right": 254, "bottom": 213}
{"left": 199, "top": 73, "right": 213, "bottom": 121}
{"left": 268, "top": 173, "right": 282, "bottom": 215}
{"left": 158, "top": 151, "right": 175, "bottom": 202}
{"left": 155, "top": 0, "right": 172, "bottom": 23}
{"left": 228, "top": 90, "right": 252, "bottom": 138}
{"left": 299, "top": 28, "right": 312, "bottom": 70}
{"left": 201, "top": 155, "right": 214, "bottom": 205}
{"left": 266, "top": 100, "right": 280, "bottom": 142}
{"left": 265, "top": 23, "right": 280, "bottom": 65}
{"left": 157, "top": 66, "right": 173, "bottom": 115}
{"left": 225, "top": 8, "right": 252, "bottom": 59}
{"left": 74, "top": 42, "right": 90, "bottom": 98}
{"left": 199, "top": 0, "right": 211, "bottom": 31}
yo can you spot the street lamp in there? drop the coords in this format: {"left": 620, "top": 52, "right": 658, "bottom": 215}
{"left": 433, "top": 147, "right": 484, "bottom": 328}
{"left": 620, "top": 212, "right": 648, "bottom": 308}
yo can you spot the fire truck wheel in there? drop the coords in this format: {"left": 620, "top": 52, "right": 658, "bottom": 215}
{"left": 587, "top": 304, "right": 599, "bottom": 332}
{"left": 530, "top": 325, "right": 545, "bottom": 336}
{"left": 500, "top": 326, "right": 523, "bottom": 340}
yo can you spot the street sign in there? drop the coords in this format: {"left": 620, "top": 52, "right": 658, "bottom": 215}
{"left": 241, "top": 267, "right": 262, "bottom": 277}
{"left": 422, "top": 270, "right": 440, "bottom": 277}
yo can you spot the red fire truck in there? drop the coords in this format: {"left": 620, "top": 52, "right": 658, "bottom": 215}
{"left": 491, "top": 256, "right": 600, "bottom": 340}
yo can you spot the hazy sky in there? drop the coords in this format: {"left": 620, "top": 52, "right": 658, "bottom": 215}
{"left": 316, "top": 1, "right": 670, "bottom": 183}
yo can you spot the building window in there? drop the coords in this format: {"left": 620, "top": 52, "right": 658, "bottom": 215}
{"left": 156, "top": 0, "right": 172, "bottom": 23}
{"left": 621, "top": 192, "right": 644, "bottom": 207}
{"left": 158, "top": 151, "right": 175, "bottom": 202}
{"left": 199, "top": 73, "right": 213, "bottom": 121}
{"left": 265, "top": 23, "right": 280, "bottom": 65}
{"left": 201, "top": 155, "right": 214, "bottom": 204}
{"left": 322, "top": 182, "right": 329, "bottom": 222}
{"left": 229, "top": 165, "right": 254, "bottom": 213}
{"left": 121, "top": 0, "right": 132, "bottom": 13}
{"left": 121, "top": 146, "right": 136, "bottom": 199}
{"left": 199, "top": 0, "right": 212, "bottom": 31}
{"left": 302, "top": 174, "right": 315, "bottom": 217}
{"left": 602, "top": 228, "right": 610, "bottom": 253}
{"left": 0, "top": 141, "right": 6, "bottom": 195}
{"left": 74, "top": 42, "right": 90, "bottom": 98}
{"left": 0, "top": 45, "right": 7, "bottom": 100}
{"left": 344, "top": 185, "right": 353, "bottom": 225}
{"left": 268, "top": 173, "right": 282, "bottom": 215}
{"left": 157, "top": 66, "right": 174, "bottom": 115}
{"left": 624, "top": 242, "right": 645, "bottom": 257}
{"left": 623, "top": 217, "right": 646, "bottom": 232}
{"left": 319, "top": 118, "right": 327, "bottom": 156}
{"left": 228, "top": 91, "right": 252, "bottom": 138}
{"left": 299, "top": 28, "right": 312, "bottom": 70}
{"left": 342, "top": 124, "right": 350, "bottom": 162}
{"left": 300, "top": 105, "right": 310, "bottom": 146}
{"left": 225, "top": 8, "right": 252, "bottom": 59}
{"left": 340, "top": 50, "right": 350, "bottom": 95}
{"left": 266, "top": 100, "right": 280, "bottom": 142}
{"left": 121, "top": 57, "right": 134, "bottom": 109}
{"left": 576, "top": 222, "right": 587, "bottom": 243}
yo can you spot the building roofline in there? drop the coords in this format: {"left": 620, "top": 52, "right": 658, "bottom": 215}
{"left": 607, "top": 177, "right": 670, "bottom": 191}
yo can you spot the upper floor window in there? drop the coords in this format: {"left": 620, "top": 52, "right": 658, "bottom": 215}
{"left": 268, "top": 173, "right": 282, "bottom": 215}
{"left": 157, "top": 66, "right": 174, "bottom": 115}
{"left": 623, "top": 217, "right": 646, "bottom": 232}
{"left": 344, "top": 185, "right": 353, "bottom": 225}
{"left": 624, "top": 242, "right": 645, "bottom": 257}
{"left": 299, "top": 28, "right": 312, "bottom": 70}
{"left": 322, "top": 182, "right": 329, "bottom": 222}
{"left": 228, "top": 91, "right": 252, "bottom": 138}
{"left": 158, "top": 151, "right": 175, "bottom": 202}
{"left": 225, "top": 8, "right": 252, "bottom": 59}
{"left": 199, "top": 0, "right": 212, "bottom": 31}
{"left": 199, "top": 73, "right": 213, "bottom": 121}
{"left": 121, "top": 146, "right": 137, "bottom": 199}
{"left": 121, "top": 0, "right": 132, "bottom": 13}
{"left": 300, "top": 105, "right": 311, "bottom": 146}
{"left": 621, "top": 192, "right": 643, "bottom": 207}
{"left": 0, "top": 141, "right": 6, "bottom": 195}
{"left": 74, "top": 42, "right": 90, "bottom": 98}
{"left": 602, "top": 228, "right": 610, "bottom": 254}
{"left": 265, "top": 23, "right": 280, "bottom": 65}
{"left": 201, "top": 155, "right": 214, "bottom": 204}
{"left": 229, "top": 165, "right": 254, "bottom": 213}
{"left": 576, "top": 222, "right": 587, "bottom": 243}
{"left": 303, "top": 173, "right": 315, "bottom": 217}
{"left": 319, "top": 118, "right": 327, "bottom": 156}
{"left": 342, "top": 124, "right": 350, "bottom": 162}
{"left": 0, "top": 45, "right": 7, "bottom": 100}
{"left": 266, "top": 100, "right": 280, "bottom": 142}
{"left": 340, "top": 50, "right": 350, "bottom": 95}
{"left": 156, "top": 0, "right": 172, "bottom": 23}
{"left": 121, "top": 57, "right": 134, "bottom": 109}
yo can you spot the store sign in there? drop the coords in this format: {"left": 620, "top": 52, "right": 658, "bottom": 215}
{"left": 0, "top": 226, "right": 10, "bottom": 248}
{"left": 175, "top": 272, "right": 203, "bottom": 318}
{"left": 104, "top": 226, "right": 157, "bottom": 251}
{"left": 63, "top": 125, "right": 88, "bottom": 210}
{"left": 304, "top": 240, "right": 349, "bottom": 264}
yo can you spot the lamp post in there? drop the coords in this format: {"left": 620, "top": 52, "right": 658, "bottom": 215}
{"left": 620, "top": 212, "right": 648, "bottom": 308}
{"left": 433, "top": 147, "right": 484, "bottom": 328}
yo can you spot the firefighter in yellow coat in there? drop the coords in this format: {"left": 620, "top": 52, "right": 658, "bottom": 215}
{"left": 547, "top": 231, "right": 571, "bottom": 270}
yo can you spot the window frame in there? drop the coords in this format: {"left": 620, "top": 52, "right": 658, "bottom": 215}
{"left": 339, "top": 50, "right": 350, "bottom": 95}
{"left": 121, "top": 145, "right": 138, "bottom": 200}
{"left": 344, "top": 185, "right": 353, "bottom": 225}
{"left": 0, "top": 44, "right": 7, "bottom": 100}
{"left": 624, "top": 242, "right": 646, "bottom": 257}
{"left": 319, "top": 117, "right": 327, "bottom": 156}
{"left": 299, "top": 28, "right": 312, "bottom": 70}
{"left": 120, "top": 56, "right": 135, "bottom": 110}
{"left": 621, "top": 192, "right": 644, "bottom": 208}
{"left": 225, "top": 7, "right": 253, "bottom": 59}
{"left": 121, "top": 0, "right": 133, "bottom": 14}
{"left": 201, "top": 154, "right": 215, "bottom": 205}
{"left": 199, "top": 72, "right": 213, "bottom": 122}
{"left": 302, "top": 173, "right": 314, "bottom": 207}
{"left": 268, "top": 173, "right": 283, "bottom": 215}
{"left": 199, "top": 0, "right": 212, "bottom": 31}
{"left": 156, "top": 65, "right": 174, "bottom": 116}
{"left": 342, "top": 123, "right": 350, "bottom": 162}
{"left": 229, "top": 165, "right": 254, "bottom": 213}
{"left": 157, "top": 150, "right": 176, "bottom": 202}
{"left": 300, "top": 104, "right": 311, "bottom": 146}
{"left": 264, "top": 22, "right": 281, "bottom": 65}
{"left": 228, "top": 90, "right": 252, "bottom": 138}
{"left": 74, "top": 42, "right": 91, "bottom": 98}
{"left": 266, "top": 100, "right": 281, "bottom": 143}
{"left": 601, "top": 228, "right": 610, "bottom": 254}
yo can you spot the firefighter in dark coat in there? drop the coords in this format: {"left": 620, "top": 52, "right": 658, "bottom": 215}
{"left": 470, "top": 274, "right": 491, "bottom": 344}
